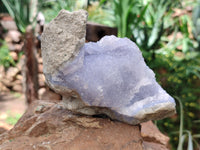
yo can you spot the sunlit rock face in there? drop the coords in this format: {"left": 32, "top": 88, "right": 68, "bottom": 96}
{"left": 41, "top": 10, "right": 176, "bottom": 125}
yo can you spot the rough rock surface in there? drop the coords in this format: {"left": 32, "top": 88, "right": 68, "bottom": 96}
{"left": 0, "top": 100, "right": 143, "bottom": 150}
{"left": 41, "top": 9, "right": 87, "bottom": 75}
{"left": 141, "top": 121, "right": 170, "bottom": 150}
{"left": 38, "top": 88, "right": 62, "bottom": 100}
{"left": 0, "top": 127, "right": 7, "bottom": 135}
{"left": 0, "top": 100, "right": 169, "bottom": 150}
{"left": 141, "top": 121, "right": 169, "bottom": 146}
{"left": 41, "top": 9, "right": 176, "bottom": 125}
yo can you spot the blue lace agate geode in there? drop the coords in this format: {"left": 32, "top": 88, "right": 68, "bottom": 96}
{"left": 41, "top": 10, "right": 176, "bottom": 125}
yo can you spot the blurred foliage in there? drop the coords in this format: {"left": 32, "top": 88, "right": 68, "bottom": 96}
{"left": 39, "top": 0, "right": 115, "bottom": 26}
{"left": 0, "top": 41, "right": 15, "bottom": 69}
{"left": 6, "top": 111, "right": 22, "bottom": 125}
{"left": 174, "top": 97, "right": 200, "bottom": 150}
{"left": 87, "top": 1, "right": 115, "bottom": 27}
{"left": 112, "top": 0, "right": 181, "bottom": 52}
{"left": 39, "top": 0, "right": 77, "bottom": 23}
{"left": 192, "top": 0, "right": 200, "bottom": 50}
{"left": 0, "top": 0, "right": 8, "bottom": 13}
{"left": 113, "top": 0, "right": 143, "bottom": 38}
{"left": 145, "top": 10, "right": 200, "bottom": 148}
{"left": 1, "top": 0, "right": 38, "bottom": 33}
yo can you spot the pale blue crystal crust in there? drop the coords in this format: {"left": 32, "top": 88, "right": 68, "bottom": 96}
{"left": 47, "top": 35, "right": 176, "bottom": 124}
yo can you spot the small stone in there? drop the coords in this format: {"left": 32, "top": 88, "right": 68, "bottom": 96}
{"left": 0, "top": 66, "right": 5, "bottom": 80}
{"left": 16, "top": 56, "right": 24, "bottom": 70}
{"left": 38, "top": 73, "right": 45, "bottom": 87}
{"left": 6, "top": 67, "right": 19, "bottom": 81}
{"left": 6, "top": 30, "right": 21, "bottom": 43}
{"left": 35, "top": 105, "right": 45, "bottom": 113}
{"left": 12, "top": 84, "right": 23, "bottom": 93}
{"left": 38, "top": 57, "right": 43, "bottom": 64}
{"left": 0, "top": 82, "right": 10, "bottom": 92}
{"left": 12, "top": 79, "right": 22, "bottom": 85}
{"left": 1, "top": 79, "right": 12, "bottom": 88}
{"left": 0, "top": 17, "right": 18, "bottom": 30}
{"left": 143, "top": 141, "right": 169, "bottom": 150}
{"left": 0, "top": 127, "right": 7, "bottom": 135}
{"left": 141, "top": 121, "right": 169, "bottom": 146}
{"left": 8, "top": 43, "right": 23, "bottom": 52}
{"left": 16, "top": 74, "right": 23, "bottom": 81}
{"left": 10, "top": 51, "right": 18, "bottom": 61}
{"left": 38, "top": 64, "right": 43, "bottom": 73}
{"left": 38, "top": 88, "right": 61, "bottom": 100}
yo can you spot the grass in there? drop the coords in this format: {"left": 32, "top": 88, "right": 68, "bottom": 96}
{"left": 174, "top": 96, "right": 200, "bottom": 150}
{"left": 5, "top": 111, "right": 22, "bottom": 125}
{"left": 10, "top": 92, "right": 22, "bottom": 99}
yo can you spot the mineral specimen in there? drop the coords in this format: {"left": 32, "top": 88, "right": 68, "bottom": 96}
{"left": 41, "top": 10, "right": 176, "bottom": 125}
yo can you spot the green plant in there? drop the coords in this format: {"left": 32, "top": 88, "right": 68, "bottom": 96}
{"left": 11, "top": 92, "right": 22, "bottom": 98}
{"left": 40, "top": 0, "right": 115, "bottom": 26}
{"left": 111, "top": 0, "right": 180, "bottom": 59}
{"left": 112, "top": 0, "right": 144, "bottom": 38}
{"left": 0, "top": 41, "right": 15, "bottom": 68}
{"left": 192, "top": 0, "right": 200, "bottom": 50}
{"left": 2, "top": 0, "right": 38, "bottom": 33}
{"left": 173, "top": 97, "right": 200, "bottom": 150}
{"left": 0, "top": 0, "right": 8, "bottom": 13}
{"left": 40, "top": 0, "right": 87, "bottom": 23}
{"left": 87, "top": 1, "right": 115, "bottom": 27}
{"left": 144, "top": 12, "right": 200, "bottom": 146}
{"left": 150, "top": 49, "right": 200, "bottom": 149}
{"left": 6, "top": 112, "right": 22, "bottom": 125}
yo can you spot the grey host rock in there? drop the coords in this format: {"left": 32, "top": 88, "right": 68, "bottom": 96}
{"left": 41, "top": 9, "right": 87, "bottom": 75}
{"left": 41, "top": 9, "right": 176, "bottom": 125}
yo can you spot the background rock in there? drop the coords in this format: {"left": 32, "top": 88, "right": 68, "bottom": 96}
{"left": 6, "top": 67, "right": 19, "bottom": 81}
{"left": 0, "top": 82, "right": 9, "bottom": 92}
{"left": 143, "top": 141, "right": 169, "bottom": 150}
{"left": 38, "top": 73, "right": 45, "bottom": 87}
{"left": 0, "top": 16, "right": 18, "bottom": 30}
{"left": 0, "top": 100, "right": 143, "bottom": 150}
{"left": 8, "top": 43, "right": 23, "bottom": 52}
{"left": 0, "top": 127, "right": 7, "bottom": 135}
{"left": 10, "top": 51, "right": 18, "bottom": 61}
{"left": 6, "top": 30, "right": 21, "bottom": 43}
{"left": 0, "top": 66, "right": 5, "bottom": 80}
{"left": 0, "top": 100, "right": 170, "bottom": 150}
{"left": 38, "top": 88, "right": 61, "bottom": 100}
{"left": 141, "top": 121, "right": 170, "bottom": 150}
{"left": 12, "top": 84, "right": 23, "bottom": 93}
{"left": 38, "top": 64, "right": 43, "bottom": 73}
{"left": 16, "top": 74, "right": 23, "bottom": 81}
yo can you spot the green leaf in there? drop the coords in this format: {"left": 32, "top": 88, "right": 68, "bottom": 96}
{"left": 184, "top": 130, "right": 193, "bottom": 150}
{"left": 175, "top": 96, "right": 184, "bottom": 150}
{"left": 193, "top": 134, "right": 200, "bottom": 138}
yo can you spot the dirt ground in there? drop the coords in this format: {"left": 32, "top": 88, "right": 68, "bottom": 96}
{"left": 0, "top": 92, "right": 26, "bottom": 130}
